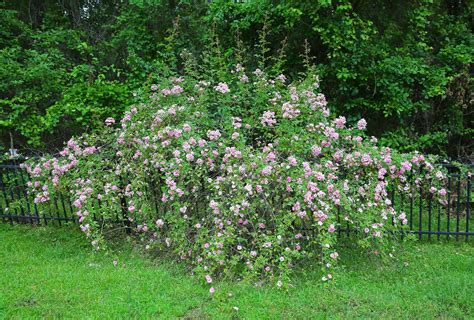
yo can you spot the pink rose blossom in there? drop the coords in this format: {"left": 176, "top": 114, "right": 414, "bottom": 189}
{"left": 357, "top": 118, "right": 367, "bottom": 130}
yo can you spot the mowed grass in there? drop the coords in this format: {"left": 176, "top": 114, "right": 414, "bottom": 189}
{"left": 0, "top": 224, "right": 473, "bottom": 319}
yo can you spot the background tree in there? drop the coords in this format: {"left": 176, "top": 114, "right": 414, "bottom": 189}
{"left": 0, "top": 0, "right": 472, "bottom": 159}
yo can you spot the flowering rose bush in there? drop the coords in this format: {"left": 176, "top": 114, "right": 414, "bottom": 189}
{"left": 25, "top": 65, "right": 448, "bottom": 288}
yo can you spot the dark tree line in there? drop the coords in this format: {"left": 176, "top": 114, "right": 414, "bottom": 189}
{"left": 0, "top": 0, "right": 472, "bottom": 159}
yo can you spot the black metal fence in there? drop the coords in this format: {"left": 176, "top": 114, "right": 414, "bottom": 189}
{"left": 0, "top": 160, "right": 472, "bottom": 241}
{"left": 0, "top": 161, "right": 75, "bottom": 225}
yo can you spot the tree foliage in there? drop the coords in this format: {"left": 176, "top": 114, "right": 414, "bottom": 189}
{"left": 0, "top": 0, "right": 472, "bottom": 159}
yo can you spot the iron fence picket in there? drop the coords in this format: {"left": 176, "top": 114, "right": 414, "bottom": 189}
{"left": 0, "top": 170, "right": 9, "bottom": 224}
{"left": 59, "top": 192, "right": 69, "bottom": 222}
{"left": 418, "top": 185, "right": 422, "bottom": 240}
{"left": 466, "top": 177, "right": 471, "bottom": 241}
{"left": 409, "top": 191, "right": 413, "bottom": 231}
{"left": 447, "top": 176, "right": 451, "bottom": 240}
{"left": 428, "top": 192, "right": 432, "bottom": 241}
{"left": 437, "top": 204, "right": 441, "bottom": 241}
{"left": 456, "top": 176, "right": 461, "bottom": 241}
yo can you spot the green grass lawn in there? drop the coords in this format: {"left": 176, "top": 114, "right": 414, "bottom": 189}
{"left": 0, "top": 224, "right": 473, "bottom": 319}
